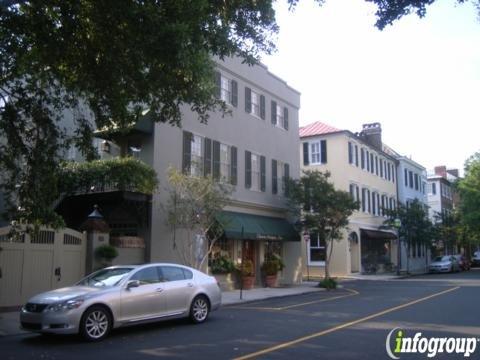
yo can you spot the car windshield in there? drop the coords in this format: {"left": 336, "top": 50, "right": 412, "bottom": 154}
{"left": 441, "top": 256, "right": 452, "bottom": 262}
{"left": 433, "top": 257, "right": 446, "bottom": 262}
{"left": 77, "top": 267, "right": 134, "bottom": 288}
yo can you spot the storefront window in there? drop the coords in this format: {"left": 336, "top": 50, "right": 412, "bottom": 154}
{"left": 308, "top": 233, "right": 326, "bottom": 265}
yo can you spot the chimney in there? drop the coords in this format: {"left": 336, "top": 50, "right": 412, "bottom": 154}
{"left": 434, "top": 166, "right": 447, "bottom": 178}
{"left": 361, "top": 123, "right": 382, "bottom": 150}
{"left": 447, "top": 169, "right": 459, "bottom": 178}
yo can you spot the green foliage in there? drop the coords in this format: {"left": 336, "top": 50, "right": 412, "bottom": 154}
{"left": 58, "top": 157, "right": 158, "bottom": 195}
{"left": 319, "top": 277, "right": 337, "bottom": 289}
{"left": 95, "top": 244, "right": 119, "bottom": 260}
{"left": 384, "top": 199, "right": 435, "bottom": 251}
{"left": 286, "top": 171, "right": 358, "bottom": 279}
{"left": 262, "top": 254, "right": 285, "bottom": 276}
{"left": 0, "top": 0, "right": 282, "bottom": 227}
{"left": 209, "top": 255, "right": 236, "bottom": 274}
{"left": 457, "top": 152, "right": 480, "bottom": 239}
{"left": 237, "top": 259, "right": 255, "bottom": 277}
{"left": 166, "top": 167, "right": 232, "bottom": 269}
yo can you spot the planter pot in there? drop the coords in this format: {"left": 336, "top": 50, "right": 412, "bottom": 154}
{"left": 214, "top": 273, "right": 236, "bottom": 291}
{"left": 242, "top": 276, "right": 255, "bottom": 290}
{"left": 264, "top": 275, "right": 277, "bottom": 288}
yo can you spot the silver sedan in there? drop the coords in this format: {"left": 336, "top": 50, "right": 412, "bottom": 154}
{"left": 20, "top": 263, "right": 222, "bottom": 341}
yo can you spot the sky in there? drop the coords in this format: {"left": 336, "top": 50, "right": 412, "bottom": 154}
{"left": 262, "top": 0, "right": 480, "bottom": 175}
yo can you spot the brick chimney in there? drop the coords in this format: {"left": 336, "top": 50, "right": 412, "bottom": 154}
{"left": 434, "top": 166, "right": 447, "bottom": 178}
{"left": 361, "top": 123, "right": 382, "bottom": 150}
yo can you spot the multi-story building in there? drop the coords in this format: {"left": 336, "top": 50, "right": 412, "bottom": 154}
{"left": 384, "top": 146, "right": 430, "bottom": 273}
{"left": 56, "top": 56, "right": 302, "bottom": 286}
{"left": 300, "top": 122, "right": 398, "bottom": 276}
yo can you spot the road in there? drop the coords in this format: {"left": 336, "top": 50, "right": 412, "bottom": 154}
{"left": 2, "top": 270, "right": 480, "bottom": 360}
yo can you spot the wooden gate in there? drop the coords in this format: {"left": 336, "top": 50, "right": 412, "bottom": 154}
{"left": 0, "top": 226, "right": 86, "bottom": 308}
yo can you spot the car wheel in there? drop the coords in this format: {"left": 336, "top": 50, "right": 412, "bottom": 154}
{"left": 190, "top": 295, "right": 210, "bottom": 324}
{"left": 80, "top": 306, "right": 112, "bottom": 342}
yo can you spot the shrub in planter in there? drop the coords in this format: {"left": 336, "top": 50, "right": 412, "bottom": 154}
{"left": 95, "top": 244, "right": 119, "bottom": 261}
{"left": 261, "top": 255, "right": 285, "bottom": 276}
{"left": 319, "top": 277, "right": 337, "bottom": 289}
{"left": 209, "top": 255, "right": 236, "bottom": 274}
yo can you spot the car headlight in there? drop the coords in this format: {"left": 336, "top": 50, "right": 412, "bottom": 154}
{"left": 46, "top": 299, "right": 84, "bottom": 312}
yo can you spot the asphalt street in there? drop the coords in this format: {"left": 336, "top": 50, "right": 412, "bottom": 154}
{"left": 2, "top": 270, "right": 480, "bottom": 360}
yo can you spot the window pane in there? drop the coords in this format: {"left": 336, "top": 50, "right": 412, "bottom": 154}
{"left": 310, "top": 248, "right": 325, "bottom": 262}
{"left": 161, "top": 266, "right": 186, "bottom": 282}
{"left": 130, "top": 267, "right": 160, "bottom": 284}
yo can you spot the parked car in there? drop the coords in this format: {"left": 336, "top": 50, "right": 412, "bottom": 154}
{"left": 428, "top": 255, "right": 460, "bottom": 273}
{"left": 20, "top": 263, "right": 222, "bottom": 341}
{"left": 453, "top": 254, "right": 470, "bottom": 271}
{"left": 472, "top": 251, "right": 480, "bottom": 267}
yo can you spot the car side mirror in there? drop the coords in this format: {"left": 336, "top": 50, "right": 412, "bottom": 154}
{"left": 126, "top": 280, "right": 140, "bottom": 289}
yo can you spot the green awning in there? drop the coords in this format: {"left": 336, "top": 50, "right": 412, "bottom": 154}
{"left": 216, "top": 211, "right": 300, "bottom": 242}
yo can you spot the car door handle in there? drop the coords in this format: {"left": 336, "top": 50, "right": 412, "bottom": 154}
{"left": 187, "top": 283, "right": 194, "bottom": 288}
{"left": 156, "top": 288, "right": 164, "bottom": 293}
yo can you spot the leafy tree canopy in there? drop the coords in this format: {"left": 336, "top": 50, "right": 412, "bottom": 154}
{"left": 457, "top": 152, "right": 480, "bottom": 237}
{"left": 287, "top": 171, "right": 358, "bottom": 279}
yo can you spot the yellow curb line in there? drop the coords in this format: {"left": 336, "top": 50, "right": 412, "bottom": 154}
{"left": 233, "top": 286, "right": 460, "bottom": 360}
{"left": 230, "top": 288, "right": 359, "bottom": 311}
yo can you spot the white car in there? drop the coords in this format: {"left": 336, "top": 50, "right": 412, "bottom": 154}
{"left": 429, "top": 256, "right": 460, "bottom": 273}
{"left": 472, "top": 251, "right": 480, "bottom": 267}
{"left": 20, "top": 263, "right": 222, "bottom": 341}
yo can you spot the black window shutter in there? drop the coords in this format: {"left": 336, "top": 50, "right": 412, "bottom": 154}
{"left": 320, "top": 140, "right": 327, "bottom": 164}
{"left": 204, "top": 138, "right": 212, "bottom": 176}
{"left": 356, "top": 186, "right": 360, "bottom": 203}
{"left": 272, "top": 159, "right": 278, "bottom": 194}
{"left": 348, "top": 142, "right": 353, "bottom": 164}
{"left": 355, "top": 145, "right": 359, "bottom": 166}
{"left": 182, "top": 131, "right": 192, "bottom": 174}
{"left": 271, "top": 101, "right": 277, "bottom": 125}
{"left": 370, "top": 153, "right": 374, "bottom": 173}
{"left": 303, "top": 142, "right": 309, "bottom": 165}
{"left": 260, "top": 95, "right": 266, "bottom": 120}
{"left": 215, "top": 71, "right": 221, "bottom": 99}
{"left": 260, "top": 155, "right": 266, "bottom": 192}
{"left": 212, "top": 140, "right": 220, "bottom": 180}
{"left": 245, "top": 151, "right": 251, "bottom": 189}
{"left": 284, "top": 107, "right": 289, "bottom": 130}
{"left": 361, "top": 148, "right": 365, "bottom": 169}
{"left": 230, "top": 146, "right": 237, "bottom": 185}
{"left": 231, "top": 80, "right": 238, "bottom": 107}
{"left": 284, "top": 163, "right": 290, "bottom": 196}
{"left": 245, "top": 87, "right": 252, "bottom": 113}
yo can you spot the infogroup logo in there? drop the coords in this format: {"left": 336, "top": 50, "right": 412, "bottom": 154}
{"left": 386, "top": 328, "right": 479, "bottom": 359}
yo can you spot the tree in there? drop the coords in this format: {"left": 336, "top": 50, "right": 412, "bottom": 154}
{"left": 384, "top": 199, "right": 435, "bottom": 271}
{"left": 287, "top": 171, "right": 358, "bottom": 282}
{"left": 0, "top": 0, "right": 279, "bottom": 227}
{"left": 457, "top": 152, "right": 480, "bottom": 240}
{"left": 165, "top": 167, "right": 232, "bottom": 270}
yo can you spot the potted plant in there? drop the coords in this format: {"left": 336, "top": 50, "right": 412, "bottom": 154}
{"left": 209, "top": 255, "right": 236, "bottom": 291}
{"left": 237, "top": 259, "right": 255, "bottom": 290}
{"left": 261, "top": 255, "right": 284, "bottom": 287}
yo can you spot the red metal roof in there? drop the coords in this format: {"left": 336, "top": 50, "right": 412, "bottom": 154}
{"left": 299, "top": 121, "right": 341, "bottom": 138}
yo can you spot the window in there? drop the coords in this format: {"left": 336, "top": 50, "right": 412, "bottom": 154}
{"left": 370, "top": 153, "right": 374, "bottom": 174}
{"left": 361, "top": 148, "right": 365, "bottom": 169}
{"left": 308, "top": 233, "right": 326, "bottom": 265}
{"left": 387, "top": 163, "right": 391, "bottom": 181}
{"left": 251, "top": 153, "right": 260, "bottom": 191}
{"left": 414, "top": 174, "right": 419, "bottom": 191}
{"left": 349, "top": 183, "right": 360, "bottom": 202}
{"left": 251, "top": 90, "right": 260, "bottom": 117}
{"left": 432, "top": 182, "right": 437, "bottom": 195}
{"left": 372, "top": 191, "right": 377, "bottom": 215}
{"left": 366, "top": 150, "right": 370, "bottom": 172}
{"left": 408, "top": 171, "right": 413, "bottom": 188}
{"left": 130, "top": 267, "right": 161, "bottom": 285}
{"left": 362, "top": 188, "right": 367, "bottom": 212}
{"left": 375, "top": 156, "right": 379, "bottom": 176}
{"left": 273, "top": 160, "right": 287, "bottom": 195}
{"left": 309, "top": 140, "right": 327, "bottom": 164}
{"left": 404, "top": 169, "right": 408, "bottom": 187}
{"left": 245, "top": 87, "right": 265, "bottom": 119}
{"left": 380, "top": 159, "right": 384, "bottom": 178}
{"left": 160, "top": 266, "right": 186, "bottom": 282}
{"left": 191, "top": 134, "right": 204, "bottom": 177}
{"left": 216, "top": 72, "right": 237, "bottom": 106}
{"left": 276, "top": 104, "right": 284, "bottom": 129}
{"left": 219, "top": 143, "right": 231, "bottom": 182}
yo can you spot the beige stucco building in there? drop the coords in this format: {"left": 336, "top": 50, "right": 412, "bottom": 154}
{"left": 299, "top": 122, "right": 399, "bottom": 277}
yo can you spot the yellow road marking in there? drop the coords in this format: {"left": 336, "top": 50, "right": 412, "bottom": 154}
{"left": 230, "top": 288, "right": 359, "bottom": 311}
{"left": 233, "top": 286, "right": 460, "bottom": 360}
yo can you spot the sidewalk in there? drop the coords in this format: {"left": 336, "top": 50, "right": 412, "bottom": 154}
{"left": 0, "top": 281, "right": 322, "bottom": 337}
